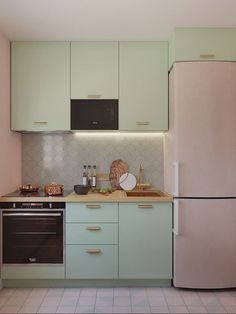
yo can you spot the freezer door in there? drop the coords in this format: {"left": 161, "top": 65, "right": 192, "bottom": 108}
{"left": 174, "top": 198, "right": 236, "bottom": 289}
{"left": 173, "top": 62, "right": 236, "bottom": 197}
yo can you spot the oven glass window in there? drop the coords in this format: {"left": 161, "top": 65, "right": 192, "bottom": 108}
{"left": 3, "top": 211, "right": 63, "bottom": 264}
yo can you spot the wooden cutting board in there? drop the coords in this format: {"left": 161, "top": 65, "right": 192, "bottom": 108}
{"left": 109, "top": 159, "right": 129, "bottom": 189}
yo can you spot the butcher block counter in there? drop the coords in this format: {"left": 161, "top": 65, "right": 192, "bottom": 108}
{"left": 0, "top": 189, "right": 173, "bottom": 202}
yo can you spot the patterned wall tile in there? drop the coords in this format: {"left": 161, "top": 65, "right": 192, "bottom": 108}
{"left": 22, "top": 133, "right": 164, "bottom": 190}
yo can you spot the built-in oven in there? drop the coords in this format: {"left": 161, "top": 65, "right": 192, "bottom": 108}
{"left": 1, "top": 202, "right": 65, "bottom": 264}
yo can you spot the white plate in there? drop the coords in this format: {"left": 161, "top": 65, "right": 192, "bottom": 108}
{"left": 119, "top": 172, "right": 137, "bottom": 191}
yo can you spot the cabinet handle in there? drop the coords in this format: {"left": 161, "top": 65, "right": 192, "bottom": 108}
{"left": 199, "top": 54, "right": 215, "bottom": 59}
{"left": 86, "top": 204, "right": 101, "bottom": 209}
{"left": 88, "top": 94, "right": 102, "bottom": 99}
{"left": 136, "top": 121, "right": 150, "bottom": 126}
{"left": 86, "top": 226, "right": 101, "bottom": 231}
{"left": 33, "top": 121, "right": 48, "bottom": 124}
{"left": 86, "top": 249, "right": 102, "bottom": 254}
{"left": 173, "top": 199, "right": 179, "bottom": 236}
{"left": 138, "top": 204, "right": 153, "bottom": 209}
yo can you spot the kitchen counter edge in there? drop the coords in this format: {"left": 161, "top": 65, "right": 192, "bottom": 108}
{"left": 0, "top": 190, "right": 173, "bottom": 203}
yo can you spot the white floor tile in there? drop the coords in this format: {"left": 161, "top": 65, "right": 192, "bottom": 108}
{"left": 41, "top": 296, "right": 61, "bottom": 307}
{"left": 113, "top": 306, "right": 132, "bottom": 313}
{"left": 132, "top": 306, "right": 151, "bottom": 313}
{"left": 80, "top": 289, "right": 97, "bottom": 297}
{"left": 94, "top": 306, "right": 113, "bottom": 313}
{"left": 150, "top": 306, "right": 169, "bottom": 313}
{"left": 77, "top": 296, "right": 96, "bottom": 306}
{"left": 165, "top": 296, "right": 185, "bottom": 306}
{"left": 187, "top": 305, "right": 207, "bottom": 313}
{"left": 75, "top": 305, "right": 95, "bottom": 313}
{"left": 113, "top": 296, "right": 131, "bottom": 306}
{"left": 0, "top": 305, "right": 21, "bottom": 313}
{"left": 168, "top": 305, "right": 189, "bottom": 313}
{"left": 19, "top": 305, "right": 39, "bottom": 313}
{"left": 148, "top": 296, "right": 167, "bottom": 307}
{"left": 95, "top": 296, "right": 113, "bottom": 307}
{"left": 56, "top": 305, "right": 76, "bottom": 313}
{"left": 96, "top": 288, "right": 113, "bottom": 297}
{"left": 114, "top": 288, "right": 130, "bottom": 297}
{"left": 47, "top": 289, "right": 64, "bottom": 297}
{"left": 37, "top": 305, "right": 58, "bottom": 313}
{"left": 205, "top": 305, "right": 227, "bottom": 313}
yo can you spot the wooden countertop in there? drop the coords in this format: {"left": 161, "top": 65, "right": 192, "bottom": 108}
{"left": 0, "top": 189, "right": 173, "bottom": 203}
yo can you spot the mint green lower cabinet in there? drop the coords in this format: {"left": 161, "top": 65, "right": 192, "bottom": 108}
{"left": 66, "top": 203, "right": 118, "bottom": 223}
{"left": 66, "top": 245, "right": 118, "bottom": 279}
{"left": 66, "top": 223, "right": 118, "bottom": 244}
{"left": 119, "top": 202, "right": 172, "bottom": 279}
{"left": 1, "top": 266, "right": 65, "bottom": 279}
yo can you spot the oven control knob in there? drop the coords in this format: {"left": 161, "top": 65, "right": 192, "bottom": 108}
{"left": 49, "top": 203, "right": 52, "bottom": 209}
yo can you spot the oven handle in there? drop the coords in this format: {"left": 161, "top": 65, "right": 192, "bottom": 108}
{"left": 2, "top": 213, "right": 62, "bottom": 217}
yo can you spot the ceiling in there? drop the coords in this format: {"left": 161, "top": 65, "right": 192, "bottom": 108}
{"left": 0, "top": 0, "right": 236, "bottom": 41}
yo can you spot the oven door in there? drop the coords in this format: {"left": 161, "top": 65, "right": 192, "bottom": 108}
{"left": 2, "top": 211, "right": 63, "bottom": 264}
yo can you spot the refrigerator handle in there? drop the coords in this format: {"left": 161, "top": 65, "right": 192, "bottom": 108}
{"left": 173, "top": 161, "right": 179, "bottom": 197}
{"left": 173, "top": 199, "right": 179, "bottom": 236}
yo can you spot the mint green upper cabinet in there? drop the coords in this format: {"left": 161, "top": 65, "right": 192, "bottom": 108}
{"left": 71, "top": 42, "right": 118, "bottom": 99}
{"left": 119, "top": 42, "right": 168, "bottom": 131}
{"left": 119, "top": 202, "right": 172, "bottom": 279}
{"left": 11, "top": 42, "right": 70, "bottom": 131}
{"left": 169, "top": 28, "right": 236, "bottom": 68}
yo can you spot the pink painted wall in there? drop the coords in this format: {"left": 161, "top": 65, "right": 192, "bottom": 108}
{"left": 0, "top": 31, "right": 21, "bottom": 196}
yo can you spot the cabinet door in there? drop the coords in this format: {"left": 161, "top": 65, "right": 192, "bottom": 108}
{"left": 169, "top": 28, "right": 236, "bottom": 68}
{"left": 71, "top": 42, "right": 118, "bottom": 99}
{"left": 66, "top": 245, "right": 118, "bottom": 279}
{"left": 119, "top": 42, "right": 168, "bottom": 131}
{"left": 11, "top": 42, "right": 70, "bottom": 131}
{"left": 119, "top": 202, "right": 172, "bottom": 279}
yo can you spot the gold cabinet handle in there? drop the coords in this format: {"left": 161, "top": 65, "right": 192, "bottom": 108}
{"left": 200, "top": 54, "right": 215, "bottom": 59}
{"left": 136, "top": 122, "right": 150, "bottom": 126}
{"left": 88, "top": 94, "right": 102, "bottom": 99}
{"left": 86, "top": 226, "right": 101, "bottom": 231}
{"left": 86, "top": 249, "right": 102, "bottom": 254}
{"left": 138, "top": 204, "right": 153, "bottom": 209}
{"left": 86, "top": 204, "right": 101, "bottom": 209}
{"left": 33, "top": 121, "right": 48, "bottom": 124}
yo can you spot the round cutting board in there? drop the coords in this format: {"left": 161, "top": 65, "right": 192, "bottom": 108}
{"left": 119, "top": 172, "right": 137, "bottom": 191}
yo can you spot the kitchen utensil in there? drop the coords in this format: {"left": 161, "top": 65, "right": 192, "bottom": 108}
{"left": 74, "top": 185, "right": 90, "bottom": 195}
{"left": 119, "top": 172, "right": 137, "bottom": 191}
{"left": 19, "top": 184, "right": 39, "bottom": 192}
{"left": 109, "top": 159, "right": 129, "bottom": 189}
{"left": 44, "top": 183, "right": 64, "bottom": 196}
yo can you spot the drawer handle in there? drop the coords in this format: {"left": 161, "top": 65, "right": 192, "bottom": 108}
{"left": 88, "top": 94, "right": 102, "bottom": 99}
{"left": 86, "top": 204, "right": 101, "bottom": 209}
{"left": 33, "top": 121, "right": 48, "bottom": 124}
{"left": 138, "top": 204, "right": 153, "bottom": 209}
{"left": 86, "top": 249, "right": 102, "bottom": 254}
{"left": 136, "top": 121, "right": 150, "bottom": 126}
{"left": 199, "top": 54, "right": 215, "bottom": 59}
{"left": 86, "top": 226, "right": 101, "bottom": 231}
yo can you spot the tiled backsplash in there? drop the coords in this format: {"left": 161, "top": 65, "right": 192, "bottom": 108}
{"left": 22, "top": 133, "right": 164, "bottom": 190}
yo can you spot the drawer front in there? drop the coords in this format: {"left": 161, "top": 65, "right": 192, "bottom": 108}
{"left": 66, "top": 245, "right": 118, "bottom": 279}
{"left": 66, "top": 223, "right": 118, "bottom": 244}
{"left": 66, "top": 203, "right": 118, "bottom": 223}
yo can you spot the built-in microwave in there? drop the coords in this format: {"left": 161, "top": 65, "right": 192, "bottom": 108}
{"left": 71, "top": 99, "right": 118, "bottom": 130}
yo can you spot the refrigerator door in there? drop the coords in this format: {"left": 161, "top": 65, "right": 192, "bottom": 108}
{"left": 174, "top": 198, "right": 236, "bottom": 289}
{"left": 173, "top": 62, "right": 236, "bottom": 197}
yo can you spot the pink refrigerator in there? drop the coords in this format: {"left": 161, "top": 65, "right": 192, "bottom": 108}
{"left": 164, "top": 62, "right": 236, "bottom": 289}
